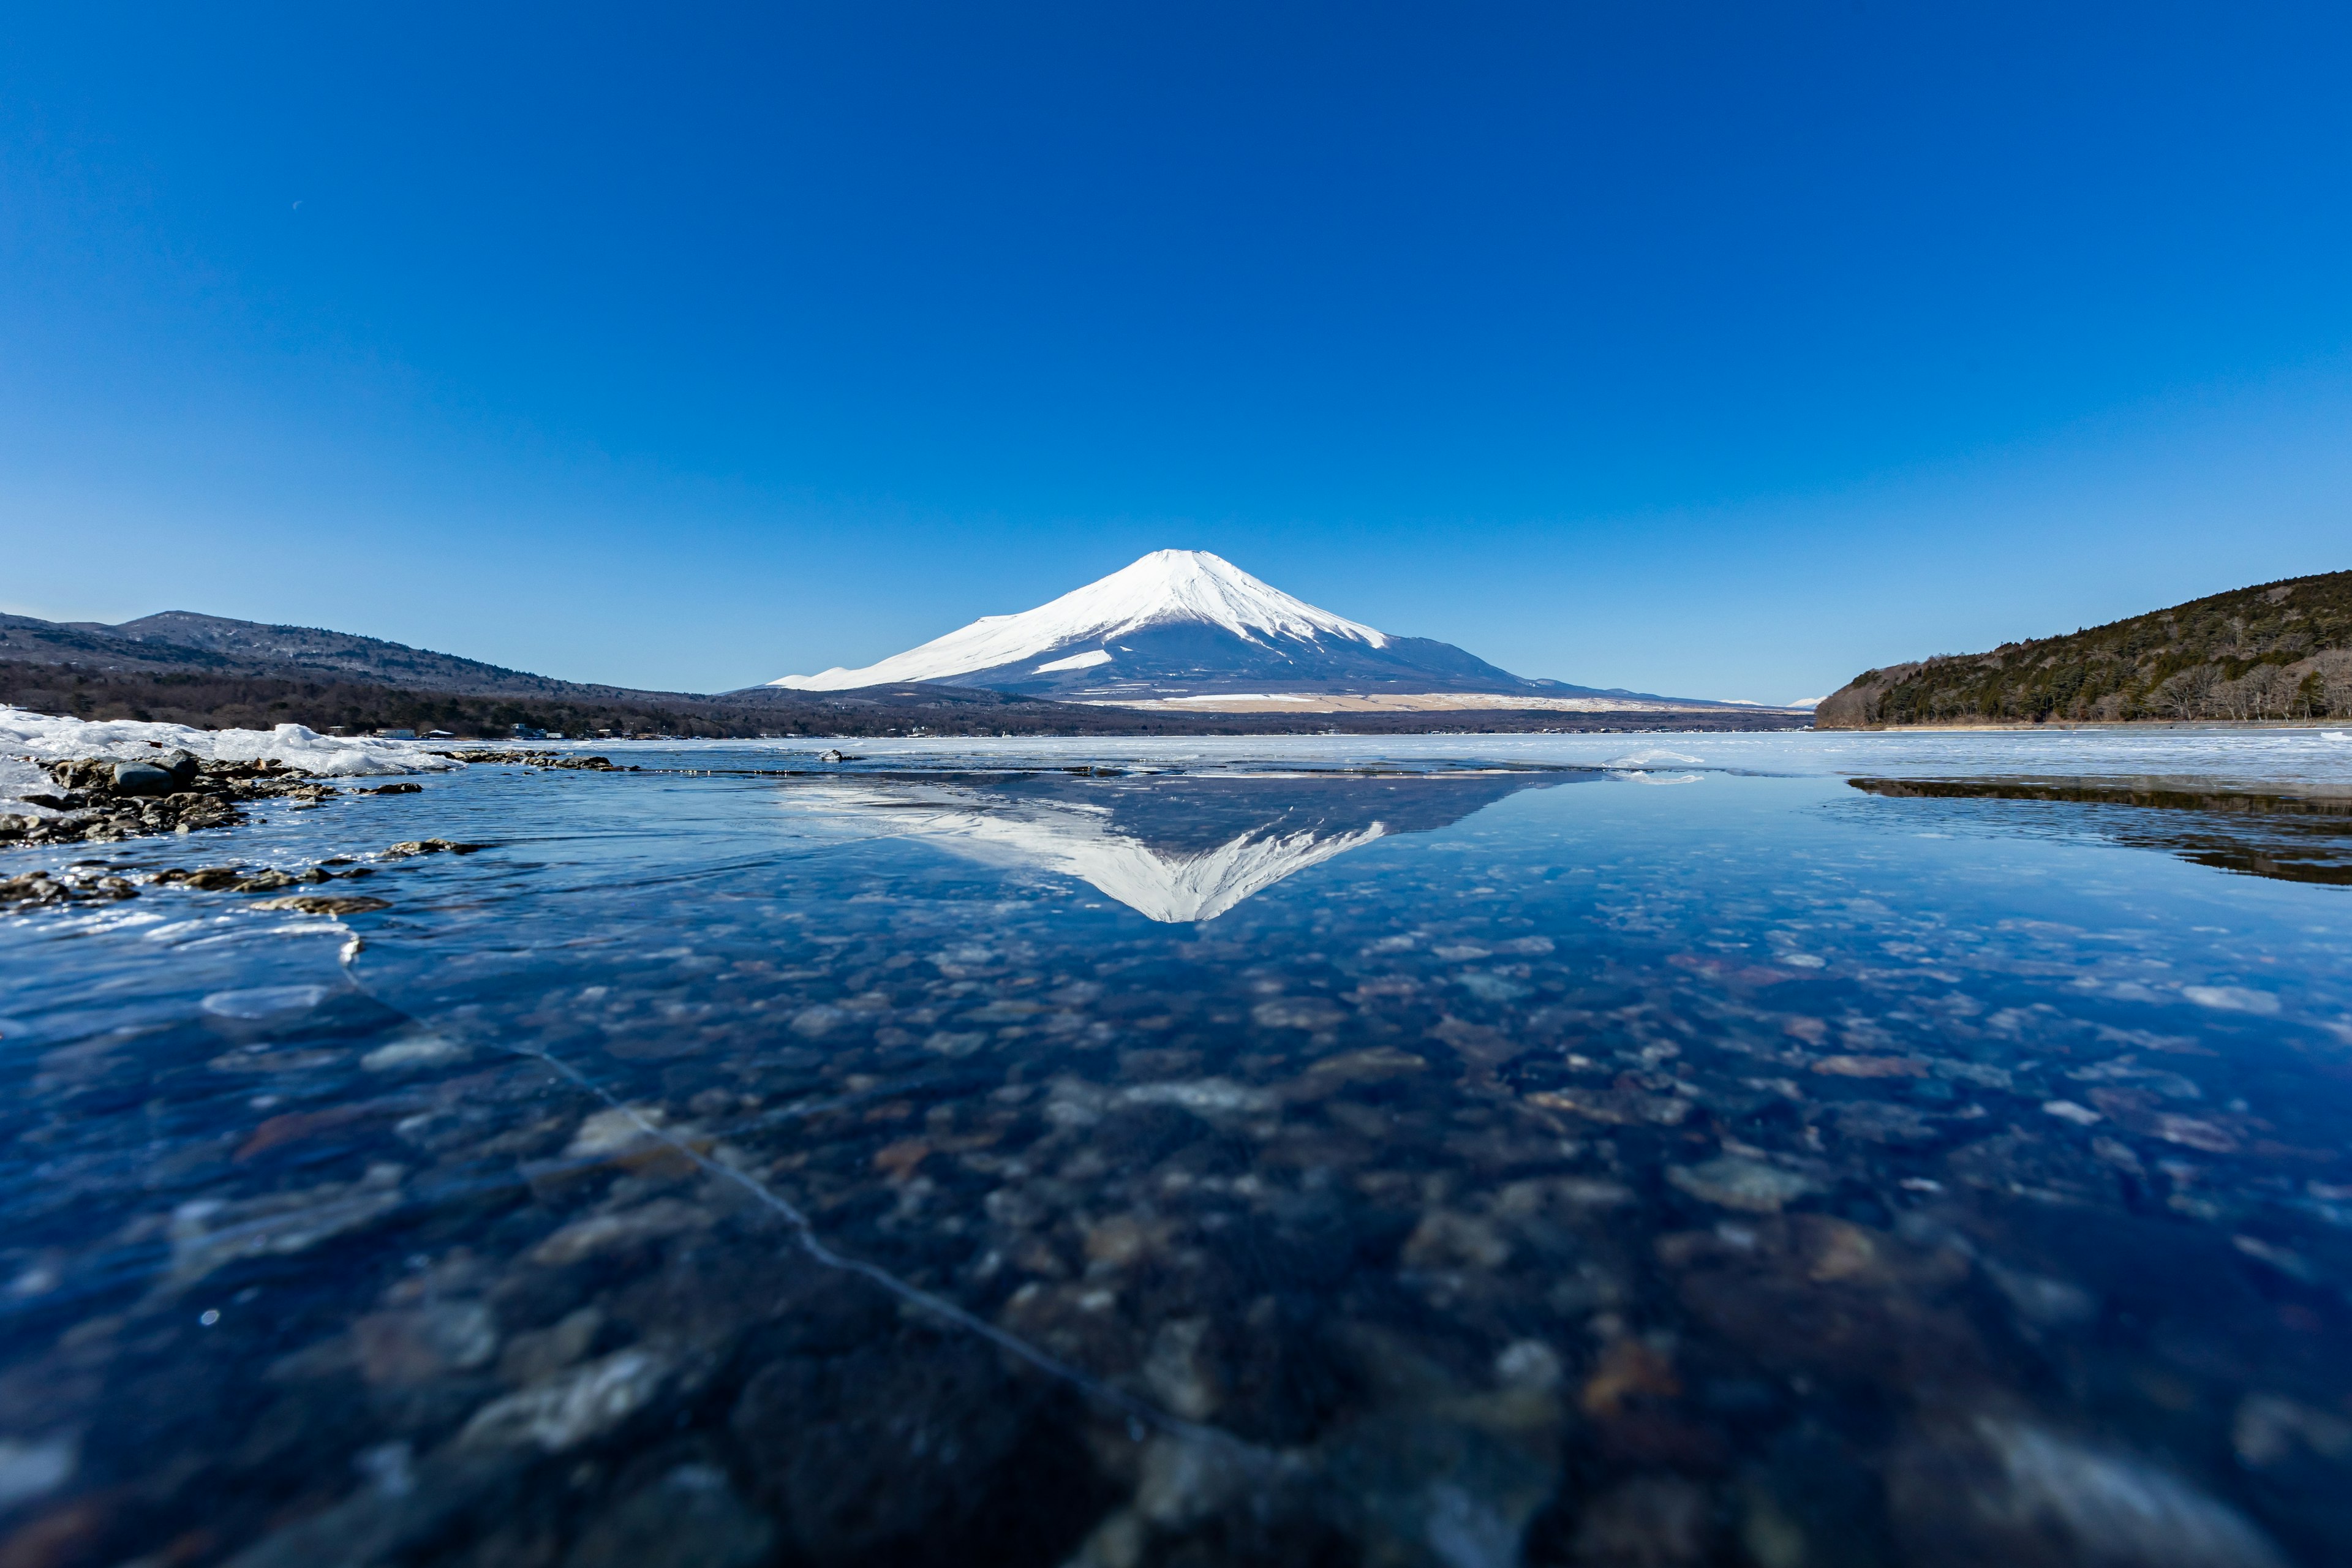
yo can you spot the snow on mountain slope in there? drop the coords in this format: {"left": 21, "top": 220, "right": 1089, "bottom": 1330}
{"left": 771, "top": 549, "right": 1389, "bottom": 692}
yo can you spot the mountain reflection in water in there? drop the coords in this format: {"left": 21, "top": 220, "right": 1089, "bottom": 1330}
{"left": 1850, "top": 776, "right": 2352, "bottom": 886}
{"left": 7, "top": 739, "right": 2352, "bottom": 1568}
{"left": 776, "top": 770, "right": 1581, "bottom": 921}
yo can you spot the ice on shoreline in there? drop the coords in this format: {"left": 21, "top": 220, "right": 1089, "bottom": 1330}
{"left": 0, "top": 709, "right": 462, "bottom": 783}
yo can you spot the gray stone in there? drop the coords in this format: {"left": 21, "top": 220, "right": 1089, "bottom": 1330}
{"left": 114, "top": 761, "right": 177, "bottom": 795}
{"left": 1667, "top": 1156, "right": 1820, "bottom": 1213}
{"left": 458, "top": 1348, "right": 672, "bottom": 1452}
{"left": 1572, "top": 1474, "right": 1711, "bottom": 1566}
{"left": 565, "top": 1463, "right": 775, "bottom": 1568}
{"left": 167, "top": 1166, "right": 405, "bottom": 1285}
{"left": 1888, "top": 1414, "right": 2287, "bottom": 1568}
{"left": 0, "top": 1434, "right": 76, "bottom": 1511}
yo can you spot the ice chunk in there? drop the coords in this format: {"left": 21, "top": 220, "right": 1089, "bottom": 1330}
{"left": 201, "top": 984, "right": 331, "bottom": 1020}
{"left": 0, "top": 708, "right": 459, "bottom": 778}
{"left": 1604, "top": 749, "right": 1703, "bottom": 766}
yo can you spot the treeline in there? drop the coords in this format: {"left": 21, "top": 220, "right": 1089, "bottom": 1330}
{"left": 1, "top": 661, "right": 1814, "bottom": 739}
{"left": 1818, "top": 570, "right": 2352, "bottom": 728}
{"left": 0, "top": 665, "right": 796, "bottom": 738}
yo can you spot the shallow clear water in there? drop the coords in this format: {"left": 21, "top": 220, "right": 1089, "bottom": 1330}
{"left": 4, "top": 729, "right": 2351, "bottom": 1567}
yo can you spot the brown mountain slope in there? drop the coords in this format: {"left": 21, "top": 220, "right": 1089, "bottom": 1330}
{"left": 1816, "top": 570, "right": 2352, "bottom": 728}
{"left": 0, "top": 610, "right": 1809, "bottom": 738}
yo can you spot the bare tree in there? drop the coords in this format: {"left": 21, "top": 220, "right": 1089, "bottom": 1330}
{"left": 2316, "top": 651, "right": 2352, "bottom": 719}
{"left": 2244, "top": 665, "right": 2296, "bottom": 720}
{"left": 2159, "top": 665, "right": 2217, "bottom": 720}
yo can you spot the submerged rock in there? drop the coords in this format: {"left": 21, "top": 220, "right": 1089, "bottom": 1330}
{"left": 1887, "top": 1414, "right": 2287, "bottom": 1568}
{"left": 167, "top": 1165, "right": 406, "bottom": 1286}
{"left": 353, "top": 1300, "right": 499, "bottom": 1386}
{"left": 1666, "top": 1156, "right": 1820, "bottom": 1213}
{"left": 0, "top": 1434, "right": 77, "bottom": 1512}
{"left": 729, "top": 1333, "right": 1107, "bottom": 1564}
{"left": 249, "top": 893, "right": 392, "bottom": 915}
{"left": 528, "top": 1199, "right": 715, "bottom": 1266}
{"left": 565, "top": 1463, "right": 775, "bottom": 1568}
{"left": 458, "top": 1347, "right": 673, "bottom": 1452}
{"left": 1570, "top": 1474, "right": 1712, "bottom": 1567}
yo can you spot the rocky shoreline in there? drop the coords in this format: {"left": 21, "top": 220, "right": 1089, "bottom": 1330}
{"left": 1, "top": 834, "right": 483, "bottom": 910}
{"left": 1, "top": 752, "right": 339, "bottom": 851}
{"left": 431, "top": 750, "right": 628, "bottom": 770}
{"left": 0, "top": 745, "right": 503, "bottom": 908}
{"left": 0, "top": 744, "right": 623, "bottom": 862}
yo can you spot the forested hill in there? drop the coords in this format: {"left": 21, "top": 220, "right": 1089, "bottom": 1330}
{"left": 0, "top": 608, "right": 1811, "bottom": 739}
{"left": 1815, "top": 570, "right": 2352, "bottom": 728}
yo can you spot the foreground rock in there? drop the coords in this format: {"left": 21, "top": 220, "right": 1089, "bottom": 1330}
{"left": 0, "top": 754, "right": 336, "bottom": 850}
{"left": 433, "top": 750, "right": 628, "bottom": 771}
{"left": 0, "top": 868, "right": 139, "bottom": 907}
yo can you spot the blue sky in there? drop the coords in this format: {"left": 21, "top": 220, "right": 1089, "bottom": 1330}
{"left": 4, "top": 3, "right": 2349, "bottom": 702}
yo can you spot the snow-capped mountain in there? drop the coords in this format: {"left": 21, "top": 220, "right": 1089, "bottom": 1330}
{"left": 767, "top": 549, "right": 1614, "bottom": 702}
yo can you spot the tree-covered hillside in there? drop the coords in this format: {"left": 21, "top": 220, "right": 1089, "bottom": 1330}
{"left": 1816, "top": 570, "right": 2352, "bottom": 728}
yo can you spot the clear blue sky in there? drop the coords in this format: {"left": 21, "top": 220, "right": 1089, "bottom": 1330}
{"left": 4, "top": 3, "right": 2349, "bottom": 703}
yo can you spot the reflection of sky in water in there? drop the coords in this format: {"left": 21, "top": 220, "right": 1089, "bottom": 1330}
{"left": 2, "top": 732, "right": 2350, "bottom": 1567}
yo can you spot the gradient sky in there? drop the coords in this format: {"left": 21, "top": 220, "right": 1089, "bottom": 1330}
{"left": 4, "top": 3, "right": 2350, "bottom": 703}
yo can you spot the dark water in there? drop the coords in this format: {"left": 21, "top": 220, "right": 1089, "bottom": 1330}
{"left": 4, "top": 733, "right": 2352, "bottom": 1568}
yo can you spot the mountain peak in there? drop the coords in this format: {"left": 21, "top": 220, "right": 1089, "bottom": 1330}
{"left": 770, "top": 550, "right": 1393, "bottom": 692}
{"left": 1046, "top": 549, "right": 1389, "bottom": 650}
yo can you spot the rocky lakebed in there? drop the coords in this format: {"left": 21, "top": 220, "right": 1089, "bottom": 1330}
{"left": 2, "top": 728, "right": 2351, "bottom": 1567}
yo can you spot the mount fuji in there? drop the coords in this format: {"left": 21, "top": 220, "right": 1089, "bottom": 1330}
{"left": 767, "top": 549, "right": 1714, "bottom": 709}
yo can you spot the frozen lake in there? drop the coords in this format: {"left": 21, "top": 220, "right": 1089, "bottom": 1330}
{"left": 3, "top": 728, "right": 2350, "bottom": 1566}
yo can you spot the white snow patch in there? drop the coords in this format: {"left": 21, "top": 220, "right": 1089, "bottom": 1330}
{"left": 771, "top": 549, "right": 1390, "bottom": 690}
{"left": 0, "top": 756, "right": 58, "bottom": 815}
{"left": 0, "top": 709, "right": 458, "bottom": 782}
{"left": 1035, "top": 648, "right": 1114, "bottom": 673}
{"left": 1154, "top": 693, "right": 1327, "bottom": 706}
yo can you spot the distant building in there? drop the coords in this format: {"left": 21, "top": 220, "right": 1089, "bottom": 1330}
{"left": 512, "top": 724, "right": 546, "bottom": 740}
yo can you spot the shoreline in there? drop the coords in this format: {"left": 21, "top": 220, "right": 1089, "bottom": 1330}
{"left": 1814, "top": 719, "right": 2352, "bottom": 734}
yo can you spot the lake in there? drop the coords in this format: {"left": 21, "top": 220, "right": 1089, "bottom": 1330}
{"left": 4, "top": 728, "right": 2350, "bottom": 1567}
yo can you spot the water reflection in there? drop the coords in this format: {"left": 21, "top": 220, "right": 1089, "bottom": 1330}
{"left": 1850, "top": 775, "right": 2352, "bottom": 886}
{"left": 2, "top": 750, "right": 2349, "bottom": 1567}
{"left": 778, "top": 769, "right": 1580, "bottom": 921}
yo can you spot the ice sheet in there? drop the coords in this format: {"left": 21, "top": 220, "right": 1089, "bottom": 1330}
{"left": 0, "top": 708, "right": 462, "bottom": 787}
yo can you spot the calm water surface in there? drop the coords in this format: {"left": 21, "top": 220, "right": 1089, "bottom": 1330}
{"left": 5, "top": 730, "right": 2352, "bottom": 1568}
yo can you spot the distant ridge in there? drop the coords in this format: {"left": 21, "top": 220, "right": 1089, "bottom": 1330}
{"left": 0, "top": 608, "right": 1084, "bottom": 737}
{"left": 0, "top": 607, "right": 1809, "bottom": 738}
{"left": 1816, "top": 570, "right": 2352, "bottom": 728}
